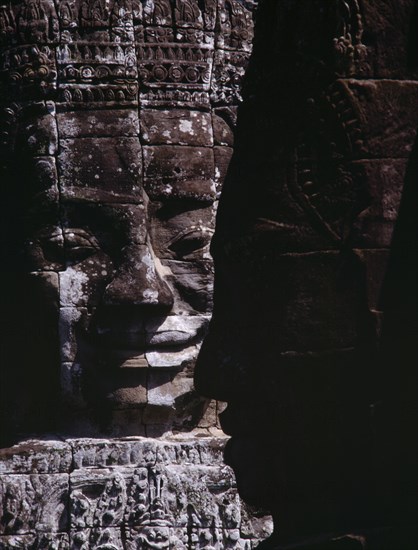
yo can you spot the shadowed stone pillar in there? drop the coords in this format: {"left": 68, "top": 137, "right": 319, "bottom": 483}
{"left": 196, "top": 0, "right": 418, "bottom": 547}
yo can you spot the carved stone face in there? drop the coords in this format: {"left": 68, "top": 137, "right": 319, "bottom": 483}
{"left": 23, "top": 111, "right": 217, "bottom": 430}
{"left": 138, "top": 526, "right": 170, "bottom": 549}
{"left": 0, "top": 0, "right": 257, "bottom": 435}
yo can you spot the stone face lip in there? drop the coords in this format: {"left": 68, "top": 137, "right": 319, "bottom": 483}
{"left": 145, "top": 315, "right": 210, "bottom": 345}
{"left": 94, "top": 315, "right": 209, "bottom": 350}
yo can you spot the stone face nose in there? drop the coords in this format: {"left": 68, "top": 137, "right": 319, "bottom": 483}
{"left": 102, "top": 243, "right": 174, "bottom": 310}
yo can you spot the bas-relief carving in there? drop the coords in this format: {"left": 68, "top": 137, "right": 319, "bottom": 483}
{"left": 196, "top": 0, "right": 418, "bottom": 546}
{"left": 0, "top": 439, "right": 273, "bottom": 548}
{"left": 0, "top": 0, "right": 258, "bottom": 436}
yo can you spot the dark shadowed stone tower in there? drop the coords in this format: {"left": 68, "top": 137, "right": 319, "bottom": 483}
{"left": 196, "top": 0, "right": 418, "bottom": 548}
{"left": 0, "top": 0, "right": 275, "bottom": 548}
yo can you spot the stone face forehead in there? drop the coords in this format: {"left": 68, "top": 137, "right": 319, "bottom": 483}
{"left": 0, "top": 1, "right": 258, "bottom": 210}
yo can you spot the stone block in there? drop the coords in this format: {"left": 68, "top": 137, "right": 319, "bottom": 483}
{"left": 58, "top": 137, "right": 143, "bottom": 203}
{"left": 14, "top": 0, "right": 59, "bottom": 44}
{"left": 215, "top": 2, "right": 255, "bottom": 53}
{"left": 349, "top": 159, "right": 406, "bottom": 248}
{"left": 143, "top": 145, "right": 215, "bottom": 201}
{"left": 96, "top": 369, "right": 148, "bottom": 408}
{"left": 140, "top": 108, "right": 213, "bottom": 146}
{"left": 56, "top": 40, "right": 138, "bottom": 81}
{"left": 0, "top": 534, "right": 69, "bottom": 549}
{"left": 353, "top": 249, "right": 391, "bottom": 311}
{"left": 0, "top": 474, "right": 68, "bottom": 534}
{"left": 59, "top": 307, "right": 86, "bottom": 360}
{"left": 136, "top": 41, "right": 214, "bottom": 92}
{"left": 211, "top": 48, "right": 251, "bottom": 105}
{"left": 112, "top": 352, "right": 148, "bottom": 369}
{"left": 0, "top": 440, "right": 71, "bottom": 475}
{"left": 360, "top": 0, "right": 418, "bottom": 79}
{"left": 147, "top": 372, "right": 175, "bottom": 408}
{"left": 59, "top": 270, "right": 91, "bottom": 307}
{"left": 70, "top": 528, "right": 122, "bottom": 549}
{"left": 61, "top": 362, "right": 85, "bottom": 408}
{"left": 69, "top": 437, "right": 228, "bottom": 469}
{"left": 197, "top": 399, "right": 218, "bottom": 428}
{"left": 143, "top": 408, "right": 174, "bottom": 430}
{"left": 104, "top": 410, "right": 147, "bottom": 438}
{"left": 71, "top": 438, "right": 158, "bottom": 469}
{"left": 145, "top": 368, "right": 207, "bottom": 431}
{"left": 70, "top": 469, "right": 128, "bottom": 528}
{"left": 28, "top": 272, "right": 60, "bottom": 309}
{"left": 30, "top": 156, "right": 59, "bottom": 193}
{"left": 146, "top": 344, "right": 199, "bottom": 368}
{"left": 213, "top": 110, "right": 235, "bottom": 146}
{"left": 336, "top": 79, "right": 418, "bottom": 159}
{"left": 214, "top": 145, "right": 233, "bottom": 192}
{"left": 1, "top": 44, "right": 58, "bottom": 98}
{"left": 56, "top": 109, "right": 140, "bottom": 138}
{"left": 20, "top": 104, "right": 58, "bottom": 155}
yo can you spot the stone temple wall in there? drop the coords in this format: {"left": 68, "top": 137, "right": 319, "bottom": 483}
{"left": 0, "top": 0, "right": 274, "bottom": 548}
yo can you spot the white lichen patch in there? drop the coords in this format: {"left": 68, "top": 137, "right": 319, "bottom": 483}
{"left": 59, "top": 267, "right": 89, "bottom": 307}
{"left": 179, "top": 119, "right": 193, "bottom": 134}
{"left": 143, "top": 288, "right": 159, "bottom": 302}
{"left": 146, "top": 344, "right": 199, "bottom": 368}
{"left": 59, "top": 307, "right": 83, "bottom": 361}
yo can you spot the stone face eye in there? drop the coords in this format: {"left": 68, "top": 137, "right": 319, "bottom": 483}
{"left": 168, "top": 226, "right": 213, "bottom": 259}
{"left": 33, "top": 228, "right": 65, "bottom": 266}
{"left": 62, "top": 228, "right": 100, "bottom": 263}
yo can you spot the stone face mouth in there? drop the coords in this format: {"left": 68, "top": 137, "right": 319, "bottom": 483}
{"left": 82, "top": 314, "right": 210, "bottom": 368}
{"left": 93, "top": 316, "right": 209, "bottom": 350}
{"left": 93, "top": 330, "right": 199, "bottom": 350}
